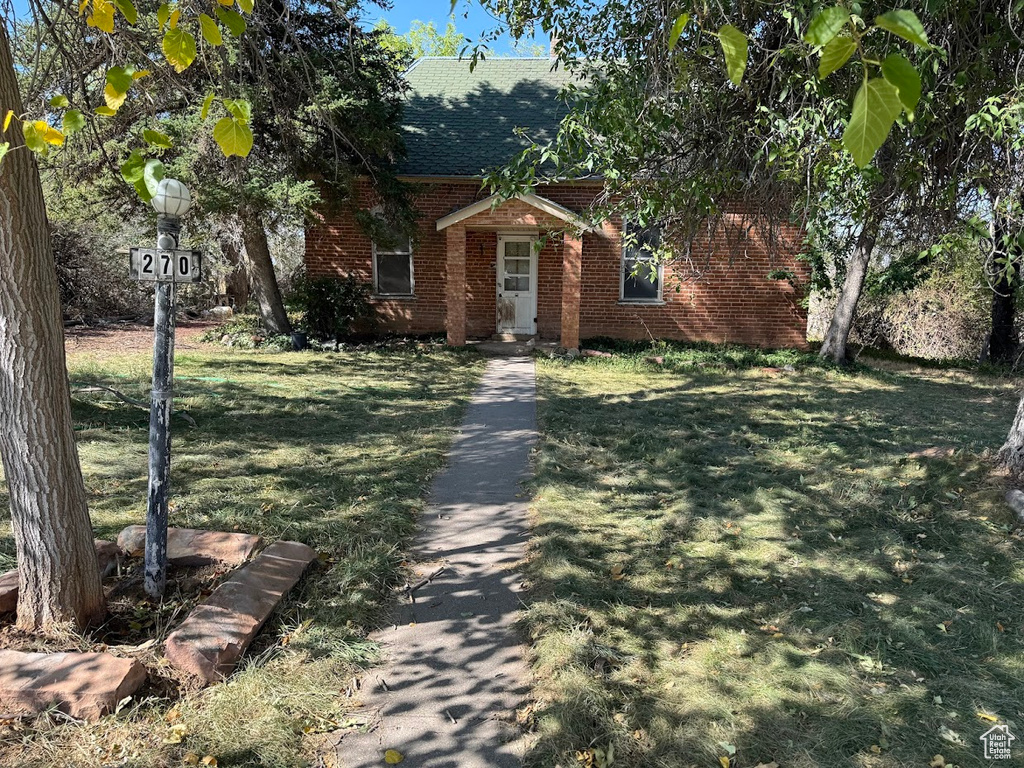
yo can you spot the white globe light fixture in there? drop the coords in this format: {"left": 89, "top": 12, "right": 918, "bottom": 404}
{"left": 151, "top": 178, "right": 192, "bottom": 217}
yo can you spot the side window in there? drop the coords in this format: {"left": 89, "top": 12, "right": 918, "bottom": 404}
{"left": 621, "top": 220, "right": 662, "bottom": 302}
{"left": 373, "top": 237, "right": 414, "bottom": 296}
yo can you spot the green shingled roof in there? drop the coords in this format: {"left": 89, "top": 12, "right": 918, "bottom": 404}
{"left": 399, "top": 57, "right": 576, "bottom": 178}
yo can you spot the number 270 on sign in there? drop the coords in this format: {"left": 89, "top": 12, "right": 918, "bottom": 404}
{"left": 129, "top": 248, "right": 202, "bottom": 283}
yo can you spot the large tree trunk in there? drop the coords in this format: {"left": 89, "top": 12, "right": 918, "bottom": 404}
{"left": 0, "top": 26, "right": 104, "bottom": 632}
{"left": 988, "top": 214, "right": 1020, "bottom": 365}
{"left": 240, "top": 211, "right": 290, "bottom": 335}
{"left": 999, "top": 390, "right": 1024, "bottom": 476}
{"left": 220, "top": 234, "right": 250, "bottom": 310}
{"left": 819, "top": 216, "right": 881, "bottom": 364}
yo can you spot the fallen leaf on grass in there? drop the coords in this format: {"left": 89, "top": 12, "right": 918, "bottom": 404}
{"left": 202, "top": 758, "right": 218, "bottom": 767}
{"left": 718, "top": 758, "right": 731, "bottom": 768}
{"left": 610, "top": 564, "right": 625, "bottom": 581}
{"left": 753, "top": 763, "right": 779, "bottom": 768}
{"left": 977, "top": 711, "right": 999, "bottom": 722}
{"left": 183, "top": 755, "right": 200, "bottom": 766}
{"left": 162, "top": 724, "right": 187, "bottom": 744}
{"left": 938, "top": 725, "right": 964, "bottom": 745}
{"left": 930, "top": 756, "right": 946, "bottom": 768}
{"left": 384, "top": 749, "right": 404, "bottom": 764}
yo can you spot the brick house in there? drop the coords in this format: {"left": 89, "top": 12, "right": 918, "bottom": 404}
{"left": 304, "top": 58, "right": 809, "bottom": 350}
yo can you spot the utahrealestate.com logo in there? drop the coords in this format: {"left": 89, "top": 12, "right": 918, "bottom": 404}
{"left": 980, "top": 725, "right": 1016, "bottom": 760}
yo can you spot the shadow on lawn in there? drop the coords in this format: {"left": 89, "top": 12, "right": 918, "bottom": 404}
{"left": 523, "top": 365, "right": 1024, "bottom": 768}
{"left": 0, "top": 350, "right": 483, "bottom": 639}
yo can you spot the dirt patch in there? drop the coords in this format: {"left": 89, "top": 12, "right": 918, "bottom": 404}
{"left": 64, "top": 320, "right": 219, "bottom": 357}
{"left": 0, "top": 561, "right": 231, "bottom": 697}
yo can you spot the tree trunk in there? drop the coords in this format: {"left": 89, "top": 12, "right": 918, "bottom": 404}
{"left": 988, "top": 215, "right": 1020, "bottom": 365}
{"left": 220, "top": 235, "right": 250, "bottom": 310}
{"left": 240, "top": 211, "right": 290, "bottom": 335}
{"left": 999, "top": 390, "right": 1024, "bottom": 476}
{"left": 819, "top": 217, "right": 880, "bottom": 364}
{"left": 0, "top": 26, "right": 104, "bottom": 632}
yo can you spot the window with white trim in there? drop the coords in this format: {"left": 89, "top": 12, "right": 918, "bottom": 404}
{"left": 373, "top": 236, "right": 414, "bottom": 296}
{"left": 620, "top": 220, "right": 662, "bottom": 302}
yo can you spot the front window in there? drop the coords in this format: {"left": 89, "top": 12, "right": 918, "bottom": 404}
{"left": 621, "top": 221, "right": 662, "bottom": 302}
{"left": 373, "top": 237, "right": 414, "bottom": 296}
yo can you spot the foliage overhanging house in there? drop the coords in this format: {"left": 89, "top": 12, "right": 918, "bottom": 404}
{"left": 304, "top": 57, "right": 810, "bottom": 349}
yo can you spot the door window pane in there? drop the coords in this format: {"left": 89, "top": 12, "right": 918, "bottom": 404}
{"left": 505, "top": 258, "right": 531, "bottom": 275}
{"left": 504, "top": 241, "right": 531, "bottom": 258}
{"left": 504, "top": 276, "right": 530, "bottom": 292}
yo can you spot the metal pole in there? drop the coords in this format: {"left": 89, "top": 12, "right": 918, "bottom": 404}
{"left": 144, "top": 213, "right": 179, "bottom": 599}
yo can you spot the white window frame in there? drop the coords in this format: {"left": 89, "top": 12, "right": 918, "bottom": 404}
{"left": 372, "top": 237, "right": 415, "bottom": 297}
{"left": 619, "top": 221, "right": 664, "bottom": 304}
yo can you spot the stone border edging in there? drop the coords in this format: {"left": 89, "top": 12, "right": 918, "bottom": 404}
{"left": 163, "top": 540, "right": 317, "bottom": 683}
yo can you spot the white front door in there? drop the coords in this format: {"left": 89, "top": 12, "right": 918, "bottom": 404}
{"left": 496, "top": 235, "right": 538, "bottom": 336}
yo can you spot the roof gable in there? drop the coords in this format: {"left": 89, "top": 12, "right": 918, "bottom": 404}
{"left": 399, "top": 58, "right": 576, "bottom": 178}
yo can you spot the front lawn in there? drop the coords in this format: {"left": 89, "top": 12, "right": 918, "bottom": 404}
{"left": 525, "top": 349, "right": 1024, "bottom": 768}
{"left": 0, "top": 344, "right": 484, "bottom": 768}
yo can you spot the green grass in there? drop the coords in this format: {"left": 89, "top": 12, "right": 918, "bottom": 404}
{"left": 524, "top": 348, "right": 1024, "bottom": 768}
{"left": 0, "top": 345, "right": 484, "bottom": 768}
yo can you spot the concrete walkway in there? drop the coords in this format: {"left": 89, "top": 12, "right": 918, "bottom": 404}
{"left": 332, "top": 357, "right": 537, "bottom": 768}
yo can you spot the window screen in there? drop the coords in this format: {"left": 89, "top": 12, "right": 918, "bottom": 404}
{"left": 374, "top": 238, "right": 413, "bottom": 295}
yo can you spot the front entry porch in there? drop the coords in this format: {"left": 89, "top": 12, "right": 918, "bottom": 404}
{"left": 437, "top": 192, "right": 595, "bottom": 350}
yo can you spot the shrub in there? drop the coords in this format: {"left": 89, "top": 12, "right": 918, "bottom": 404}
{"left": 290, "top": 272, "right": 376, "bottom": 340}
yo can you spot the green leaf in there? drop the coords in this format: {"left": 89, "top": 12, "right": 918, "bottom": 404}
{"left": 163, "top": 27, "right": 197, "bottom": 72}
{"left": 843, "top": 77, "right": 904, "bottom": 168}
{"left": 134, "top": 177, "right": 154, "bottom": 202}
{"left": 718, "top": 24, "right": 748, "bottom": 86}
{"left": 62, "top": 109, "right": 86, "bottom": 135}
{"left": 120, "top": 150, "right": 146, "bottom": 183}
{"left": 213, "top": 116, "right": 253, "bottom": 157}
{"left": 237, "top": 0, "right": 253, "bottom": 13}
{"left": 880, "top": 53, "right": 921, "bottom": 115}
{"left": 49, "top": 94, "right": 69, "bottom": 108}
{"left": 222, "top": 98, "right": 252, "bottom": 123}
{"left": 157, "top": 2, "right": 170, "bottom": 31}
{"left": 200, "top": 92, "right": 215, "bottom": 120}
{"left": 113, "top": 0, "right": 137, "bottom": 24}
{"left": 22, "top": 122, "right": 45, "bottom": 153}
{"left": 875, "top": 10, "right": 929, "bottom": 47}
{"left": 215, "top": 6, "right": 246, "bottom": 37}
{"left": 106, "top": 66, "right": 134, "bottom": 96}
{"left": 818, "top": 35, "right": 857, "bottom": 79}
{"left": 144, "top": 158, "right": 165, "bottom": 198}
{"left": 199, "top": 14, "right": 223, "bottom": 46}
{"left": 143, "top": 128, "right": 173, "bottom": 148}
{"left": 669, "top": 13, "right": 689, "bottom": 51}
{"left": 95, "top": 106, "right": 117, "bottom": 117}
{"left": 0, "top": 142, "right": 9, "bottom": 166}
{"left": 804, "top": 6, "right": 850, "bottom": 46}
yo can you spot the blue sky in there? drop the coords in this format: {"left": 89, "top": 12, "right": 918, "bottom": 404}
{"left": 7, "top": 0, "right": 544, "bottom": 55}
{"left": 367, "top": 0, "right": 546, "bottom": 55}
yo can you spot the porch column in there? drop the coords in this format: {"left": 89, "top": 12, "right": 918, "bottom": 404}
{"left": 445, "top": 224, "right": 467, "bottom": 346}
{"left": 560, "top": 234, "right": 582, "bottom": 350}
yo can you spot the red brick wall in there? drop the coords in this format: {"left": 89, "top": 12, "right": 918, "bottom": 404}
{"left": 304, "top": 178, "right": 810, "bottom": 348}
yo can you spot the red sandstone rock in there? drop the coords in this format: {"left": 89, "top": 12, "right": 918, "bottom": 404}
{"left": 646, "top": 355, "right": 665, "bottom": 365}
{"left": 0, "top": 571, "right": 16, "bottom": 614}
{"left": 164, "top": 540, "right": 317, "bottom": 683}
{"left": 581, "top": 349, "right": 613, "bottom": 358}
{"left": 0, "top": 649, "right": 146, "bottom": 721}
{"left": 116, "top": 526, "right": 263, "bottom": 566}
{"left": 0, "top": 540, "right": 124, "bottom": 614}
